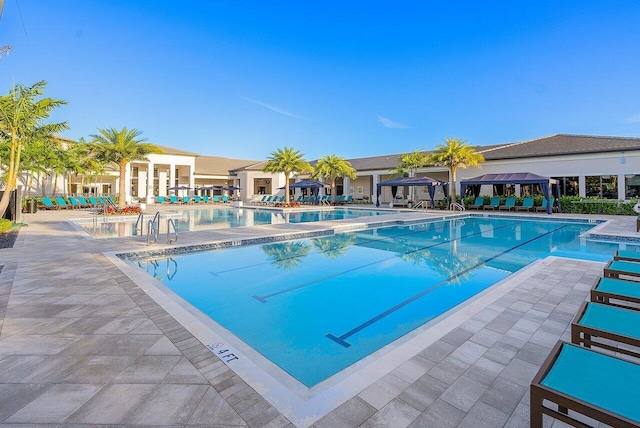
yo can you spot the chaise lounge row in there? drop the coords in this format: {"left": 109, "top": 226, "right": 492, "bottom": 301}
{"left": 38, "top": 195, "right": 116, "bottom": 210}
{"left": 468, "top": 196, "right": 555, "bottom": 212}
{"left": 530, "top": 250, "right": 640, "bottom": 427}
{"left": 156, "top": 195, "right": 229, "bottom": 204}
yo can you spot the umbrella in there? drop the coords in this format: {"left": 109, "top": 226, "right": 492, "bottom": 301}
{"left": 168, "top": 185, "right": 191, "bottom": 191}
{"left": 197, "top": 185, "right": 223, "bottom": 191}
{"left": 223, "top": 186, "right": 242, "bottom": 191}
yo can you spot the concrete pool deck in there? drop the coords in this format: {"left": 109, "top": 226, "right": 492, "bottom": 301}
{"left": 0, "top": 205, "right": 638, "bottom": 427}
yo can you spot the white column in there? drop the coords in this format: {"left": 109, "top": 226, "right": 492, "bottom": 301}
{"left": 189, "top": 166, "right": 195, "bottom": 196}
{"left": 579, "top": 176, "right": 586, "bottom": 197}
{"left": 169, "top": 164, "right": 176, "bottom": 193}
{"left": 146, "top": 162, "right": 155, "bottom": 203}
{"left": 343, "top": 177, "right": 351, "bottom": 196}
{"left": 372, "top": 174, "right": 380, "bottom": 203}
{"left": 124, "top": 163, "right": 132, "bottom": 204}
{"left": 618, "top": 173, "right": 626, "bottom": 200}
{"left": 159, "top": 168, "right": 168, "bottom": 196}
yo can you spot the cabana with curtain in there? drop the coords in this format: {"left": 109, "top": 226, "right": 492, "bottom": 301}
{"left": 459, "top": 172, "right": 561, "bottom": 214}
{"left": 288, "top": 180, "right": 331, "bottom": 203}
{"left": 376, "top": 176, "right": 445, "bottom": 208}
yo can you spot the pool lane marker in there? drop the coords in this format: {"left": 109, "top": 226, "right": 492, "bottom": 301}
{"left": 252, "top": 219, "right": 524, "bottom": 303}
{"left": 325, "top": 224, "right": 569, "bottom": 348}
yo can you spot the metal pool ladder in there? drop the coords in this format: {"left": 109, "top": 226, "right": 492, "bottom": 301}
{"left": 134, "top": 212, "right": 144, "bottom": 235}
{"left": 450, "top": 202, "right": 465, "bottom": 211}
{"left": 147, "top": 211, "right": 160, "bottom": 245}
{"left": 167, "top": 218, "right": 177, "bottom": 244}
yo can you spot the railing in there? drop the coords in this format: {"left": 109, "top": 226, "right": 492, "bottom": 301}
{"left": 147, "top": 211, "right": 160, "bottom": 245}
{"left": 412, "top": 200, "right": 428, "bottom": 210}
{"left": 450, "top": 202, "right": 465, "bottom": 211}
{"left": 134, "top": 212, "right": 144, "bottom": 235}
{"left": 167, "top": 218, "right": 178, "bottom": 244}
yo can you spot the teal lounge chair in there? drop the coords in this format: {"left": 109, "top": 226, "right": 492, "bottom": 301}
{"left": 591, "top": 276, "right": 640, "bottom": 309}
{"left": 516, "top": 197, "right": 534, "bottom": 211}
{"left": 530, "top": 341, "right": 640, "bottom": 427}
{"left": 169, "top": 195, "right": 179, "bottom": 204}
{"left": 97, "top": 196, "right": 106, "bottom": 204}
{"left": 203, "top": 195, "right": 210, "bottom": 203}
{"left": 345, "top": 195, "right": 353, "bottom": 203}
{"left": 535, "top": 197, "right": 555, "bottom": 212}
{"left": 571, "top": 301, "right": 640, "bottom": 359}
{"left": 499, "top": 197, "right": 516, "bottom": 211}
{"left": 604, "top": 260, "right": 640, "bottom": 281}
{"left": 614, "top": 250, "right": 640, "bottom": 262}
{"left": 68, "top": 197, "right": 83, "bottom": 209}
{"left": 193, "top": 196, "right": 202, "bottom": 203}
{"left": 483, "top": 197, "right": 500, "bottom": 210}
{"left": 222, "top": 195, "right": 229, "bottom": 203}
{"left": 39, "top": 196, "right": 58, "bottom": 210}
{"left": 182, "top": 196, "right": 191, "bottom": 204}
{"left": 213, "top": 195, "right": 221, "bottom": 203}
{"left": 88, "top": 196, "right": 99, "bottom": 206}
{"left": 77, "top": 196, "right": 91, "bottom": 207}
{"left": 55, "top": 196, "right": 70, "bottom": 209}
{"left": 469, "top": 197, "right": 485, "bottom": 210}
{"left": 156, "top": 196, "right": 166, "bottom": 204}
{"left": 106, "top": 196, "right": 116, "bottom": 205}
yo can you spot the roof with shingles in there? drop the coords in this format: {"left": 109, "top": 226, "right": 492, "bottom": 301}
{"left": 195, "top": 155, "right": 260, "bottom": 175}
{"left": 154, "top": 145, "right": 199, "bottom": 157}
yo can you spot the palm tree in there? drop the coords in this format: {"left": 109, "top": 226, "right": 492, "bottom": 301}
{"left": 0, "top": 81, "right": 68, "bottom": 218}
{"left": 261, "top": 147, "right": 312, "bottom": 205}
{"left": 91, "top": 127, "right": 162, "bottom": 209}
{"left": 428, "top": 138, "right": 484, "bottom": 203}
{"left": 311, "top": 154, "right": 357, "bottom": 198}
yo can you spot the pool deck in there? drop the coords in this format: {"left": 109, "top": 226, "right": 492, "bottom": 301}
{"left": 0, "top": 205, "right": 638, "bottom": 427}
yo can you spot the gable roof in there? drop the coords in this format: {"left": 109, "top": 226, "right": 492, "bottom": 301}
{"left": 155, "top": 145, "right": 200, "bottom": 157}
{"left": 195, "top": 155, "right": 260, "bottom": 175}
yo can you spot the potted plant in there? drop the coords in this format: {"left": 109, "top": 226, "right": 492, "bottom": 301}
{"left": 22, "top": 197, "right": 38, "bottom": 213}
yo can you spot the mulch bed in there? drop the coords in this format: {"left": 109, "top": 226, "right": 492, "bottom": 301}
{"left": 0, "top": 228, "right": 19, "bottom": 249}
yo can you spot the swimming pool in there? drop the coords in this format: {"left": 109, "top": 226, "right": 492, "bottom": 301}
{"left": 77, "top": 207, "right": 395, "bottom": 238}
{"left": 125, "top": 216, "right": 639, "bottom": 387}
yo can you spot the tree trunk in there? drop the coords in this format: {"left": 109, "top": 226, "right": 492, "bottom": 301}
{"left": 284, "top": 173, "right": 290, "bottom": 205}
{"left": 119, "top": 162, "right": 127, "bottom": 209}
{"left": 450, "top": 167, "right": 458, "bottom": 202}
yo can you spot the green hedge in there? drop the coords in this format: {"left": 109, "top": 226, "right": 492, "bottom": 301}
{"left": 0, "top": 219, "right": 12, "bottom": 234}
{"left": 460, "top": 195, "right": 638, "bottom": 215}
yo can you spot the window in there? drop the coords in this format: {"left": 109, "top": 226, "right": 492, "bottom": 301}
{"left": 551, "top": 176, "right": 578, "bottom": 196}
{"left": 625, "top": 174, "right": 640, "bottom": 198}
{"left": 586, "top": 175, "right": 618, "bottom": 199}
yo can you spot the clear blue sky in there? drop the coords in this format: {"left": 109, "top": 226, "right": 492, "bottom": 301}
{"left": 1, "top": 1, "right": 639, "bottom": 160}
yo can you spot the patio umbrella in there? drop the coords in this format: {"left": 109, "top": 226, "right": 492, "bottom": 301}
{"left": 168, "top": 185, "right": 191, "bottom": 191}
{"left": 223, "top": 186, "right": 242, "bottom": 191}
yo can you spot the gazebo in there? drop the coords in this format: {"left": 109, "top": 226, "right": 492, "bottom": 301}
{"left": 376, "top": 176, "right": 446, "bottom": 208}
{"left": 459, "top": 172, "right": 561, "bottom": 214}
{"left": 288, "top": 180, "right": 331, "bottom": 203}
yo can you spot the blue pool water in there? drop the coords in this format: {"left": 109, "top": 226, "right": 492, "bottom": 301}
{"left": 127, "top": 216, "right": 639, "bottom": 387}
{"left": 78, "top": 207, "right": 394, "bottom": 237}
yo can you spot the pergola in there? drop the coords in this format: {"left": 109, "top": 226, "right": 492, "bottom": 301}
{"left": 376, "top": 176, "right": 446, "bottom": 208}
{"left": 460, "top": 172, "right": 561, "bottom": 214}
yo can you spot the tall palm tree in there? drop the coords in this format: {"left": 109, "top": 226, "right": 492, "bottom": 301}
{"left": 312, "top": 154, "right": 357, "bottom": 197}
{"left": 91, "top": 127, "right": 162, "bottom": 208}
{"left": 428, "top": 138, "right": 484, "bottom": 203}
{"left": 0, "top": 81, "right": 68, "bottom": 218}
{"left": 261, "top": 147, "right": 312, "bottom": 205}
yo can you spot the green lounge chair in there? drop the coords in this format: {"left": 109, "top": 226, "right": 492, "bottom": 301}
{"left": 55, "top": 196, "right": 70, "bottom": 209}
{"left": 591, "top": 276, "right": 640, "bottom": 309}
{"left": 499, "top": 197, "right": 516, "bottom": 211}
{"left": 604, "top": 260, "right": 640, "bottom": 281}
{"left": 483, "top": 197, "right": 500, "bottom": 210}
{"left": 515, "top": 197, "right": 534, "bottom": 211}
{"left": 530, "top": 341, "right": 640, "bottom": 427}
{"left": 571, "top": 301, "right": 640, "bottom": 359}
{"left": 469, "top": 197, "right": 485, "bottom": 210}
{"left": 614, "top": 250, "right": 640, "bottom": 262}
{"left": 39, "top": 196, "right": 58, "bottom": 210}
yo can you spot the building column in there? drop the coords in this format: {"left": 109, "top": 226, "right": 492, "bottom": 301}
{"left": 372, "top": 174, "right": 380, "bottom": 203}
{"left": 146, "top": 162, "right": 155, "bottom": 203}
{"left": 169, "top": 164, "right": 176, "bottom": 193}
{"left": 343, "top": 177, "right": 351, "bottom": 196}
{"left": 124, "top": 163, "right": 132, "bottom": 204}
{"left": 618, "top": 173, "right": 626, "bottom": 200}
{"left": 188, "top": 166, "right": 195, "bottom": 196}
{"left": 579, "top": 176, "right": 586, "bottom": 197}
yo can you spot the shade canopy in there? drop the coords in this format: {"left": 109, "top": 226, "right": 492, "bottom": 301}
{"left": 460, "top": 172, "right": 561, "bottom": 214}
{"left": 223, "top": 186, "right": 242, "bottom": 191}
{"left": 376, "top": 176, "right": 445, "bottom": 208}
{"left": 168, "top": 185, "right": 191, "bottom": 191}
{"left": 289, "top": 180, "right": 331, "bottom": 189}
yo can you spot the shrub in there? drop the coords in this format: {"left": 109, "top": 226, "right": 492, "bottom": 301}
{"left": 0, "top": 219, "right": 12, "bottom": 234}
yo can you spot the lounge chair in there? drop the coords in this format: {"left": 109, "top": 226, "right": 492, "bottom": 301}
{"left": 515, "top": 197, "right": 534, "bottom": 211}
{"left": 345, "top": 195, "right": 353, "bottom": 203}
{"left": 535, "top": 197, "right": 555, "bottom": 212}
{"left": 604, "top": 260, "right": 640, "bottom": 281}
{"left": 106, "top": 196, "right": 116, "bottom": 205}
{"left": 212, "top": 195, "right": 221, "bottom": 203}
{"left": 38, "top": 196, "right": 58, "bottom": 210}
{"left": 469, "top": 197, "right": 485, "bottom": 210}
{"left": 97, "top": 196, "right": 106, "bottom": 205}
{"left": 88, "top": 196, "right": 99, "bottom": 206}
{"left": 483, "top": 197, "right": 500, "bottom": 210}
{"left": 77, "top": 196, "right": 91, "bottom": 207}
{"left": 68, "top": 197, "right": 84, "bottom": 209}
{"left": 193, "top": 196, "right": 202, "bottom": 203}
{"left": 156, "top": 196, "right": 166, "bottom": 204}
{"left": 571, "top": 301, "right": 640, "bottom": 359}
{"left": 203, "top": 195, "right": 211, "bottom": 203}
{"left": 614, "top": 250, "right": 640, "bottom": 262}
{"left": 530, "top": 341, "right": 640, "bottom": 427}
{"left": 55, "top": 196, "right": 70, "bottom": 209}
{"left": 169, "top": 195, "right": 179, "bottom": 204}
{"left": 499, "top": 197, "right": 516, "bottom": 211}
{"left": 591, "top": 276, "right": 640, "bottom": 309}
{"left": 182, "top": 196, "right": 191, "bottom": 204}
{"left": 222, "top": 195, "right": 229, "bottom": 203}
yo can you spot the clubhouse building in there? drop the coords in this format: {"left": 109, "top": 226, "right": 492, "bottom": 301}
{"left": 58, "top": 134, "right": 640, "bottom": 205}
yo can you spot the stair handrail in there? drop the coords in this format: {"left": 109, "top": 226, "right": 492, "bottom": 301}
{"left": 167, "top": 218, "right": 178, "bottom": 244}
